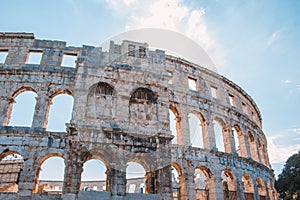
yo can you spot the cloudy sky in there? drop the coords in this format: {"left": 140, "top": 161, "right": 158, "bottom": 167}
{"left": 1, "top": 0, "right": 300, "bottom": 177}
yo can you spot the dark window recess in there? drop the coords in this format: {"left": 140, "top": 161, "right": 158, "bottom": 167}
{"left": 128, "top": 45, "right": 135, "bottom": 57}
{"left": 89, "top": 82, "right": 114, "bottom": 96}
{"left": 139, "top": 46, "right": 146, "bottom": 58}
{"left": 130, "top": 88, "right": 157, "bottom": 104}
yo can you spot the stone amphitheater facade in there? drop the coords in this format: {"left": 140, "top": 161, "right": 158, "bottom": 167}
{"left": 0, "top": 33, "right": 276, "bottom": 200}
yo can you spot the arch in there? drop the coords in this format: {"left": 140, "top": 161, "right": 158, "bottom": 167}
{"left": 256, "top": 177, "right": 266, "bottom": 198}
{"left": 130, "top": 87, "right": 157, "bottom": 104}
{"left": 126, "top": 162, "right": 146, "bottom": 194}
{"left": 7, "top": 89, "right": 37, "bottom": 127}
{"left": 86, "top": 82, "right": 116, "bottom": 119}
{"left": 188, "top": 112, "right": 205, "bottom": 147}
{"left": 213, "top": 118, "right": 225, "bottom": 152}
{"left": 248, "top": 132, "right": 259, "bottom": 161}
{"left": 171, "top": 162, "right": 185, "bottom": 199}
{"left": 169, "top": 105, "right": 180, "bottom": 144}
{"left": 232, "top": 125, "right": 242, "bottom": 156}
{"left": 221, "top": 169, "right": 237, "bottom": 199}
{"left": 80, "top": 158, "right": 107, "bottom": 191}
{"left": 0, "top": 151, "right": 24, "bottom": 193}
{"left": 129, "top": 87, "right": 158, "bottom": 125}
{"left": 46, "top": 92, "right": 74, "bottom": 132}
{"left": 33, "top": 153, "right": 65, "bottom": 193}
{"left": 242, "top": 173, "right": 254, "bottom": 199}
{"left": 194, "top": 166, "right": 212, "bottom": 199}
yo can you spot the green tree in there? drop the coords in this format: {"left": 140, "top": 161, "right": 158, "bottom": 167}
{"left": 275, "top": 151, "right": 300, "bottom": 200}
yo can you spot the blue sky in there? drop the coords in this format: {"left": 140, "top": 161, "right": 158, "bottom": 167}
{"left": 1, "top": 0, "right": 300, "bottom": 178}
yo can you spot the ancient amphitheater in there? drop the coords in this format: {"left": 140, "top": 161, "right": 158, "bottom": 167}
{"left": 0, "top": 33, "right": 276, "bottom": 200}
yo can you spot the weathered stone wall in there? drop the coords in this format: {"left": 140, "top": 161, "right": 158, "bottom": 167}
{"left": 0, "top": 33, "right": 276, "bottom": 200}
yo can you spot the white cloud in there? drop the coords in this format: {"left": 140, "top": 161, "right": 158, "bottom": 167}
{"left": 284, "top": 79, "right": 291, "bottom": 84}
{"left": 267, "top": 30, "right": 281, "bottom": 46}
{"left": 267, "top": 132, "right": 300, "bottom": 164}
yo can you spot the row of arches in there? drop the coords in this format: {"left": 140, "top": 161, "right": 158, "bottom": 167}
{"left": 0, "top": 151, "right": 147, "bottom": 194}
{"left": 4, "top": 87, "right": 73, "bottom": 132}
{"left": 168, "top": 108, "right": 269, "bottom": 166}
{"left": 171, "top": 162, "right": 275, "bottom": 200}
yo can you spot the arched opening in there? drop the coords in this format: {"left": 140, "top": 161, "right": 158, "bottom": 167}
{"left": 232, "top": 126, "right": 241, "bottom": 156}
{"left": 221, "top": 170, "right": 237, "bottom": 199}
{"left": 34, "top": 156, "right": 65, "bottom": 194}
{"left": 172, "top": 162, "right": 185, "bottom": 200}
{"left": 169, "top": 106, "right": 179, "bottom": 144}
{"left": 256, "top": 177, "right": 266, "bottom": 199}
{"left": 80, "top": 159, "right": 107, "bottom": 192}
{"left": 247, "top": 132, "right": 259, "bottom": 161}
{"left": 129, "top": 87, "right": 157, "bottom": 126}
{"left": 0, "top": 152, "right": 24, "bottom": 193}
{"left": 126, "top": 162, "right": 146, "bottom": 194}
{"left": 47, "top": 93, "right": 73, "bottom": 132}
{"left": 188, "top": 113, "right": 204, "bottom": 148}
{"left": 86, "top": 82, "right": 115, "bottom": 119}
{"left": 257, "top": 139, "right": 266, "bottom": 164}
{"left": 213, "top": 119, "right": 225, "bottom": 152}
{"left": 171, "top": 166, "right": 180, "bottom": 199}
{"left": 242, "top": 174, "right": 254, "bottom": 199}
{"left": 8, "top": 90, "right": 37, "bottom": 127}
{"left": 194, "top": 167, "right": 211, "bottom": 200}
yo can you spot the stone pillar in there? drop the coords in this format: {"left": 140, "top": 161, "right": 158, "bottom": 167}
{"left": 1, "top": 96, "right": 14, "bottom": 126}
{"left": 236, "top": 177, "right": 246, "bottom": 200}
{"left": 176, "top": 116, "right": 183, "bottom": 145}
{"left": 253, "top": 182, "right": 260, "bottom": 200}
{"left": 239, "top": 132, "right": 251, "bottom": 158}
{"left": 202, "top": 121, "right": 216, "bottom": 150}
{"left": 206, "top": 177, "right": 224, "bottom": 200}
{"left": 155, "top": 166, "right": 173, "bottom": 199}
{"left": 63, "top": 138, "right": 83, "bottom": 200}
{"left": 18, "top": 159, "right": 36, "bottom": 197}
{"left": 229, "top": 128, "right": 237, "bottom": 155}
{"left": 178, "top": 174, "right": 187, "bottom": 200}
{"left": 32, "top": 94, "right": 50, "bottom": 129}
{"left": 223, "top": 127, "right": 232, "bottom": 153}
{"left": 180, "top": 114, "right": 191, "bottom": 145}
{"left": 145, "top": 171, "right": 155, "bottom": 194}
{"left": 108, "top": 167, "right": 126, "bottom": 197}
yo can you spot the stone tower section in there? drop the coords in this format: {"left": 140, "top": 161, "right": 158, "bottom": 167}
{"left": 0, "top": 33, "right": 276, "bottom": 200}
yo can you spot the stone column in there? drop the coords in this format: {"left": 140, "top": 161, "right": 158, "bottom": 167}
{"left": 1, "top": 96, "right": 14, "bottom": 126}
{"left": 180, "top": 114, "right": 191, "bottom": 146}
{"left": 236, "top": 177, "right": 246, "bottom": 200}
{"left": 145, "top": 171, "right": 155, "bottom": 194}
{"left": 32, "top": 93, "right": 50, "bottom": 129}
{"left": 108, "top": 167, "right": 126, "bottom": 197}
{"left": 155, "top": 166, "right": 173, "bottom": 199}
{"left": 202, "top": 121, "right": 216, "bottom": 150}
{"left": 253, "top": 182, "right": 260, "bottom": 200}
{"left": 18, "top": 159, "right": 36, "bottom": 197}
{"left": 206, "top": 177, "right": 224, "bottom": 200}
{"left": 223, "top": 127, "right": 232, "bottom": 153}
{"left": 177, "top": 174, "right": 188, "bottom": 200}
{"left": 239, "top": 132, "right": 251, "bottom": 158}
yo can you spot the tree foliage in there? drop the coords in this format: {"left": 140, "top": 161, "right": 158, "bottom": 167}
{"left": 275, "top": 151, "right": 300, "bottom": 200}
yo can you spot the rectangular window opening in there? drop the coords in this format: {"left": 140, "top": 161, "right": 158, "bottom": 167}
{"left": 228, "top": 94, "right": 236, "bottom": 106}
{"left": 139, "top": 46, "right": 146, "bottom": 58}
{"left": 61, "top": 53, "right": 77, "bottom": 68}
{"left": 167, "top": 71, "right": 173, "bottom": 84}
{"left": 188, "top": 77, "right": 197, "bottom": 91}
{"left": 26, "top": 51, "right": 43, "bottom": 64}
{"left": 210, "top": 86, "right": 218, "bottom": 98}
{"left": 242, "top": 102, "right": 248, "bottom": 114}
{"left": 128, "top": 44, "right": 135, "bottom": 57}
{"left": 0, "top": 50, "right": 8, "bottom": 64}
